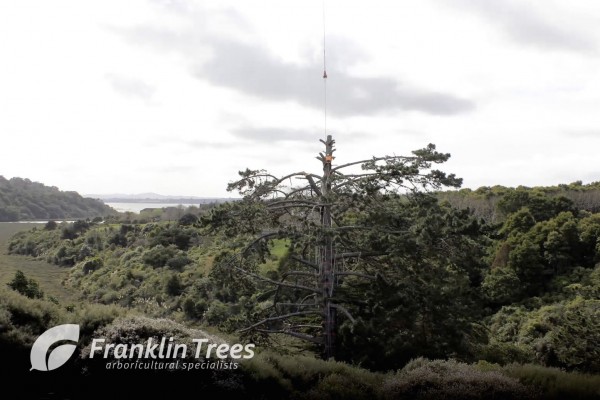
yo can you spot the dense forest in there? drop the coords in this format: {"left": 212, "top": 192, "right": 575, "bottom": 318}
{"left": 439, "top": 181, "right": 600, "bottom": 223}
{"left": 3, "top": 150, "right": 600, "bottom": 398}
{"left": 0, "top": 176, "right": 115, "bottom": 221}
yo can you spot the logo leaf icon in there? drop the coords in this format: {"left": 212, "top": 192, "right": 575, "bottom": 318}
{"left": 30, "top": 324, "right": 80, "bottom": 371}
{"left": 47, "top": 344, "right": 78, "bottom": 371}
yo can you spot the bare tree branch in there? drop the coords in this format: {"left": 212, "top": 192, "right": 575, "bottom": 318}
{"left": 334, "top": 251, "right": 388, "bottom": 259}
{"left": 335, "top": 272, "right": 377, "bottom": 280}
{"left": 330, "top": 303, "right": 356, "bottom": 324}
{"left": 242, "top": 231, "right": 280, "bottom": 256}
{"left": 331, "top": 155, "right": 415, "bottom": 172}
{"left": 333, "top": 226, "right": 409, "bottom": 235}
{"left": 268, "top": 199, "right": 324, "bottom": 207}
{"left": 231, "top": 263, "right": 320, "bottom": 294}
{"left": 269, "top": 205, "right": 324, "bottom": 211}
{"left": 275, "top": 303, "right": 319, "bottom": 307}
{"left": 256, "top": 329, "right": 323, "bottom": 344}
{"left": 305, "top": 175, "right": 322, "bottom": 197}
{"left": 289, "top": 324, "right": 322, "bottom": 329}
{"left": 282, "top": 271, "right": 317, "bottom": 279}
{"left": 239, "top": 311, "right": 322, "bottom": 332}
{"left": 290, "top": 255, "right": 320, "bottom": 271}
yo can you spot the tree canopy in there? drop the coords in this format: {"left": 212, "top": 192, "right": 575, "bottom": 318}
{"left": 0, "top": 176, "right": 114, "bottom": 221}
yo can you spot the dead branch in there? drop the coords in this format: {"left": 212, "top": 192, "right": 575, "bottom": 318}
{"left": 256, "top": 329, "right": 323, "bottom": 344}
{"left": 239, "top": 311, "right": 322, "bottom": 332}
{"left": 330, "top": 303, "right": 356, "bottom": 324}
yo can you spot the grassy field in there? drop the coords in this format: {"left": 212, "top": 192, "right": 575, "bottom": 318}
{"left": 259, "top": 239, "right": 290, "bottom": 274}
{"left": 0, "top": 223, "right": 76, "bottom": 302}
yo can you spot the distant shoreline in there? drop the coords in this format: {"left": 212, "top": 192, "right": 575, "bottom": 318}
{"left": 98, "top": 198, "right": 235, "bottom": 204}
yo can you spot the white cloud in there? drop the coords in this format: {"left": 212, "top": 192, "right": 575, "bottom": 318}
{"left": 0, "top": 0, "right": 599, "bottom": 196}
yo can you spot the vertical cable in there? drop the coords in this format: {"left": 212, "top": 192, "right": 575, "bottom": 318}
{"left": 322, "top": 0, "right": 327, "bottom": 135}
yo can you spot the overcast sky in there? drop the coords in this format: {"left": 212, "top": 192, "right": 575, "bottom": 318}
{"left": 1, "top": 0, "right": 600, "bottom": 197}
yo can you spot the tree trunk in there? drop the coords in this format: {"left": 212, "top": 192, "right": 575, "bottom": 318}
{"left": 320, "top": 135, "right": 336, "bottom": 359}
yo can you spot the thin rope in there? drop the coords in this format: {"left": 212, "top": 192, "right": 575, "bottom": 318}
{"left": 322, "top": 0, "right": 327, "bottom": 136}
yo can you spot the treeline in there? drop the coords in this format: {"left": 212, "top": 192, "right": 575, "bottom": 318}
{"left": 438, "top": 180, "right": 600, "bottom": 223}
{"left": 7, "top": 215, "right": 219, "bottom": 316}
{"left": 2, "top": 285, "right": 600, "bottom": 399}
{"left": 8, "top": 184, "right": 600, "bottom": 375}
{"left": 0, "top": 176, "right": 115, "bottom": 221}
{"left": 7, "top": 182, "right": 600, "bottom": 397}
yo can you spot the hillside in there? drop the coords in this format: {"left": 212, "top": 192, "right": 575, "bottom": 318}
{"left": 4, "top": 190, "right": 600, "bottom": 398}
{"left": 3, "top": 142, "right": 600, "bottom": 398}
{"left": 438, "top": 181, "right": 600, "bottom": 224}
{"left": 7, "top": 183, "right": 600, "bottom": 373}
{"left": 0, "top": 176, "right": 115, "bottom": 221}
{"left": 86, "top": 192, "right": 236, "bottom": 203}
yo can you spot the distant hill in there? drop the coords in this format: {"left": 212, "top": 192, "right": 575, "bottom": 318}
{"left": 438, "top": 180, "right": 600, "bottom": 224}
{"left": 86, "top": 193, "right": 237, "bottom": 204}
{"left": 0, "top": 176, "right": 115, "bottom": 221}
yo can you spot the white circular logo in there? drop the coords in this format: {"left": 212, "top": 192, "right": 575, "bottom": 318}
{"left": 30, "top": 324, "right": 80, "bottom": 371}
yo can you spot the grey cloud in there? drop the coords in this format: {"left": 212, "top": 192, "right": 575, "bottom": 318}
{"left": 111, "top": 25, "right": 205, "bottom": 55}
{"left": 184, "top": 140, "right": 242, "bottom": 149}
{"left": 122, "top": 2, "right": 251, "bottom": 47}
{"left": 562, "top": 129, "right": 600, "bottom": 138}
{"left": 445, "top": 0, "right": 595, "bottom": 52}
{"left": 396, "top": 129, "right": 428, "bottom": 137}
{"left": 149, "top": 0, "right": 250, "bottom": 31}
{"left": 114, "top": 10, "right": 474, "bottom": 116}
{"left": 195, "top": 38, "right": 474, "bottom": 116}
{"left": 312, "top": 35, "right": 369, "bottom": 69}
{"left": 144, "top": 165, "right": 196, "bottom": 174}
{"left": 230, "top": 124, "right": 369, "bottom": 144}
{"left": 230, "top": 127, "right": 316, "bottom": 143}
{"left": 142, "top": 136, "right": 241, "bottom": 149}
{"left": 105, "top": 74, "right": 155, "bottom": 99}
{"left": 147, "top": 0, "right": 193, "bottom": 14}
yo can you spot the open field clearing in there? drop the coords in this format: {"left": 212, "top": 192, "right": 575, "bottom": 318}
{"left": 0, "top": 223, "right": 75, "bottom": 302}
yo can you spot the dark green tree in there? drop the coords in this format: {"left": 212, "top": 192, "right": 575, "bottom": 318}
{"left": 165, "top": 274, "right": 183, "bottom": 296}
{"left": 7, "top": 270, "right": 44, "bottom": 299}
{"left": 210, "top": 135, "right": 477, "bottom": 361}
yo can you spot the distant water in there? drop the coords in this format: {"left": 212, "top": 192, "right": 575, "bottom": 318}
{"left": 106, "top": 202, "right": 201, "bottom": 213}
{"left": 4, "top": 221, "right": 61, "bottom": 224}
{"left": 0, "top": 220, "right": 75, "bottom": 224}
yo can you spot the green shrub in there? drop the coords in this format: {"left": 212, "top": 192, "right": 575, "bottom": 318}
{"left": 489, "top": 298, "right": 600, "bottom": 372}
{"left": 80, "top": 315, "right": 223, "bottom": 360}
{"left": 381, "top": 358, "right": 534, "bottom": 400}
{"left": 203, "top": 300, "right": 230, "bottom": 326}
{"left": 178, "top": 213, "right": 198, "bottom": 226}
{"left": 142, "top": 244, "right": 177, "bottom": 268}
{"left": 6, "top": 270, "right": 44, "bottom": 299}
{"left": 44, "top": 220, "right": 58, "bottom": 230}
{"left": 501, "top": 363, "right": 600, "bottom": 400}
{"left": 0, "top": 288, "right": 65, "bottom": 345}
{"left": 80, "top": 257, "right": 103, "bottom": 274}
{"left": 76, "top": 304, "right": 126, "bottom": 336}
{"left": 477, "top": 342, "right": 535, "bottom": 366}
{"left": 305, "top": 372, "right": 378, "bottom": 400}
{"left": 99, "top": 290, "right": 119, "bottom": 304}
{"left": 182, "top": 297, "right": 207, "bottom": 319}
{"left": 167, "top": 254, "right": 192, "bottom": 271}
{"left": 165, "top": 274, "right": 183, "bottom": 296}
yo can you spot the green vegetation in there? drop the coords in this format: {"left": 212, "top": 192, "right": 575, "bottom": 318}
{"left": 2, "top": 290, "right": 599, "bottom": 398}
{"left": 259, "top": 239, "right": 290, "bottom": 274}
{"left": 0, "top": 176, "right": 115, "bottom": 221}
{"left": 3, "top": 155, "right": 600, "bottom": 396}
{"left": 438, "top": 181, "right": 600, "bottom": 223}
{"left": 0, "top": 223, "right": 74, "bottom": 302}
{"left": 6, "top": 270, "right": 44, "bottom": 299}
